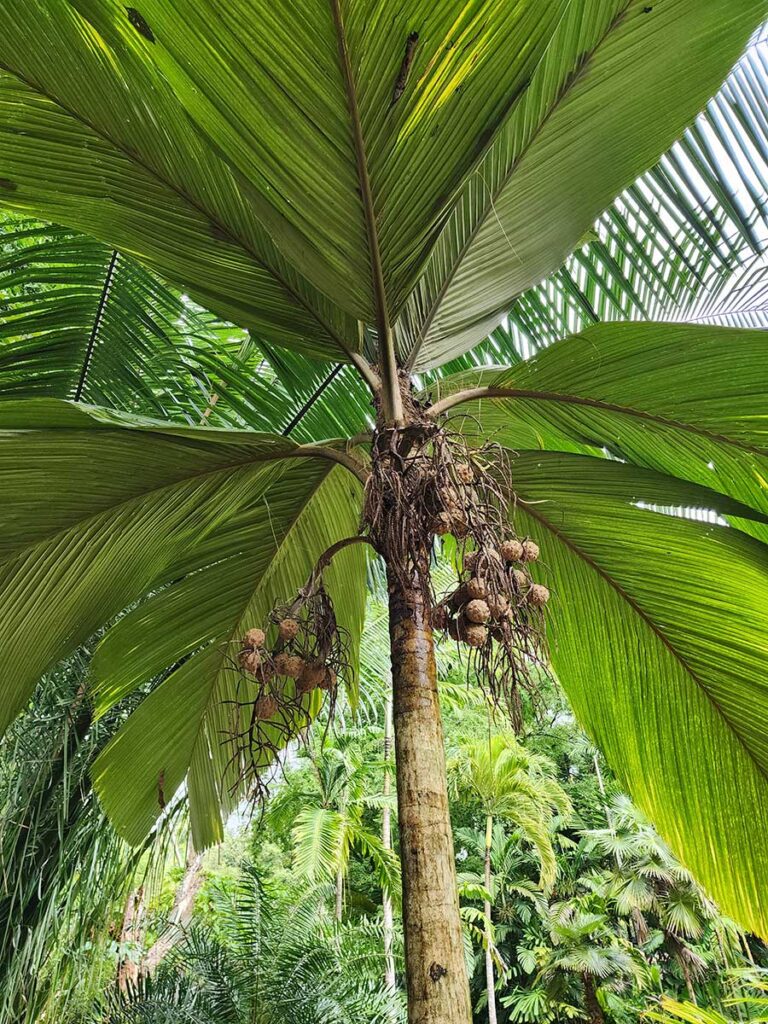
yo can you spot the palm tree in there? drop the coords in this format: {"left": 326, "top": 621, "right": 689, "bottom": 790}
{"left": 2, "top": 7, "right": 768, "bottom": 1020}
{"left": 537, "top": 904, "right": 648, "bottom": 1024}
{"left": 268, "top": 735, "right": 399, "bottom": 921}
{"left": 453, "top": 733, "right": 571, "bottom": 1023}
{"left": 585, "top": 797, "right": 720, "bottom": 1004}
{"left": 97, "top": 865, "right": 404, "bottom": 1024}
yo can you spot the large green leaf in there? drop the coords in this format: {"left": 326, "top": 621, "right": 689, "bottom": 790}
{"left": 398, "top": 0, "right": 767, "bottom": 368}
{"left": 430, "top": 322, "right": 768, "bottom": 526}
{"left": 0, "top": 1, "right": 763, "bottom": 368}
{"left": 0, "top": 400, "right": 366, "bottom": 845}
{"left": 506, "top": 450, "right": 768, "bottom": 938}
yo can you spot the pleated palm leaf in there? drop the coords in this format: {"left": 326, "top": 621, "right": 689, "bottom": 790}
{"left": 536, "top": 905, "right": 650, "bottom": 1024}
{"left": 96, "top": 866, "right": 404, "bottom": 1024}
{"left": 2, "top": 5, "right": 768, "bottom": 1020}
{"left": 267, "top": 736, "right": 399, "bottom": 919}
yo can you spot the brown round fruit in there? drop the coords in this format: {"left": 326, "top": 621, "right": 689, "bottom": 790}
{"left": 238, "top": 649, "right": 262, "bottom": 675}
{"left": 522, "top": 540, "right": 540, "bottom": 562}
{"left": 278, "top": 618, "right": 300, "bottom": 642}
{"left": 274, "top": 652, "right": 305, "bottom": 678}
{"left": 254, "top": 660, "right": 275, "bottom": 684}
{"left": 465, "top": 577, "right": 488, "bottom": 601}
{"left": 528, "top": 583, "right": 550, "bottom": 606}
{"left": 462, "top": 623, "right": 488, "bottom": 647}
{"left": 487, "top": 594, "right": 509, "bottom": 619}
{"left": 500, "top": 539, "right": 524, "bottom": 562}
{"left": 456, "top": 462, "right": 474, "bottom": 484}
{"left": 512, "top": 569, "right": 530, "bottom": 592}
{"left": 465, "top": 598, "right": 491, "bottom": 624}
{"left": 254, "top": 694, "right": 278, "bottom": 719}
{"left": 297, "top": 661, "right": 325, "bottom": 693}
{"left": 320, "top": 667, "right": 337, "bottom": 691}
{"left": 243, "top": 627, "right": 266, "bottom": 649}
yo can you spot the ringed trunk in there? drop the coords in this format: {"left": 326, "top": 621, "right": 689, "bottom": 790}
{"left": 387, "top": 562, "right": 472, "bottom": 1024}
{"left": 382, "top": 695, "right": 397, "bottom": 991}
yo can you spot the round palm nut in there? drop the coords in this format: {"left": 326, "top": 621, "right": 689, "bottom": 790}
{"left": 238, "top": 649, "right": 262, "bottom": 676}
{"left": 456, "top": 462, "right": 474, "bottom": 484}
{"left": 274, "top": 652, "right": 305, "bottom": 678}
{"left": 466, "top": 577, "right": 488, "bottom": 601}
{"left": 465, "top": 599, "right": 491, "bottom": 624}
{"left": 320, "top": 667, "right": 337, "bottom": 691}
{"left": 278, "top": 618, "right": 300, "bottom": 642}
{"left": 512, "top": 569, "right": 530, "bottom": 592}
{"left": 243, "top": 627, "right": 266, "bottom": 649}
{"left": 254, "top": 694, "right": 278, "bottom": 720}
{"left": 462, "top": 623, "right": 488, "bottom": 648}
{"left": 500, "top": 539, "right": 524, "bottom": 563}
{"left": 254, "top": 660, "right": 275, "bottom": 685}
{"left": 528, "top": 583, "right": 550, "bottom": 606}
{"left": 522, "top": 540, "right": 540, "bottom": 562}
{"left": 297, "top": 661, "right": 325, "bottom": 693}
{"left": 487, "top": 594, "right": 509, "bottom": 619}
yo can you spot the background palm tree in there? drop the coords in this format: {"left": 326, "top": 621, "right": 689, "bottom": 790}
{"left": 95, "top": 865, "right": 404, "bottom": 1024}
{"left": 267, "top": 734, "right": 399, "bottom": 921}
{"left": 452, "top": 734, "right": 572, "bottom": 1024}
{"left": 585, "top": 797, "right": 719, "bottom": 1005}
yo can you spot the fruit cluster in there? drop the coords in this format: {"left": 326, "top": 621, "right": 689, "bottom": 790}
{"left": 433, "top": 536, "right": 549, "bottom": 648}
{"left": 237, "top": 618, "right": 338, "bottom": 720}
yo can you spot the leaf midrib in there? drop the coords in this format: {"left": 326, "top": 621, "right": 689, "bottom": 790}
{"left": 521, "top": 499, "right": 768, "bottom": 790}
{"left": 405, "top": 1, "right": 634, "bottom": 367}
{"left": 451, "top": 387, "right": 768, "bottom": 459}
{"left": 0, "top": 62, "right": 355, "bottom": 359}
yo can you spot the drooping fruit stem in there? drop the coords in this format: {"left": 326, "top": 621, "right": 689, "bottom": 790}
{"left": 387, "top": 559, "right": 472, "bottom": 1024}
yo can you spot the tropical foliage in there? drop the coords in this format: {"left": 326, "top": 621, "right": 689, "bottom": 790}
{"left": 2, "top": 3, "right": 768, "bottom": 1021}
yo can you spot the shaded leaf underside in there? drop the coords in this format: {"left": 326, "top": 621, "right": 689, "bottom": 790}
{"left": 0, "top": 0, "right": 763, "bottom": 367}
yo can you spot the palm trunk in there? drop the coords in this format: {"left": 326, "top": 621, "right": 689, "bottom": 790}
{"left": 142, "top": 851, "right": 204, "bottom": 976}
{"left": 484, "top": 813, "right": 497, "bottom": 1024}
{"left": 678, "top": 952, "right": 697, "bottom": 1005}
{"left": 382, "top": 694, "right": 397, "bottom": 991}
{"left": 388, "top": 564, "right": 472, "bottom": 1024}
{"left": 582, "top": 973, "right": 605, "bottom": 1024}
{"left": 117, "top": 886, "right": 145, "bottom": 994}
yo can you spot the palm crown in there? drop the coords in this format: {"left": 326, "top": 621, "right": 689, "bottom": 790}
{"left": 2, "top": 4, "right": 768, "bottom": 1020}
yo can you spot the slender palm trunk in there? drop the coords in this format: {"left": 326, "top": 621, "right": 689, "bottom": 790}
{"left": 582, "top": 973, "right": 605, "bottom": 1024}
{"left": 484, "top": 813, "right": 497, "bottom": 1024}
{"left": 388, "top": 563, "right": 472, "bottom": 1024}
{"left": 678, "top": 952, "right": 697, "bottom": 1005}
{"left": 117, "top": 886, "right": 145, "bottom": 994}
{"left": 382, "top": 695, "right": 397, "bottom": 991}
{"left": 142, "top": 851, "right": 205, "bottom": 976}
